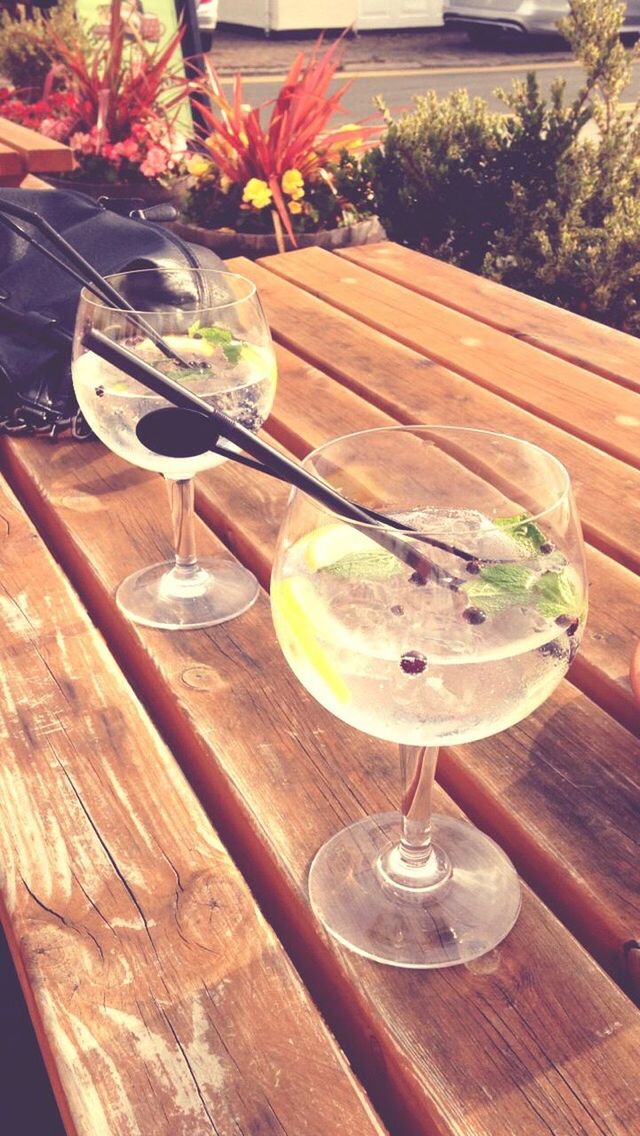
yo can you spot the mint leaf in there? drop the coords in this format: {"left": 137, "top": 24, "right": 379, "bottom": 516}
{"left": 462, "top": 563, "right": 535, "bottom": 614}
{"left": 462, "top": 558, "right": 583, "bottom": 620}
{"left": 188, "top": 322, "right": 243, "bottom": 365}
{"left": 495, "top": 513, "right": 546, "bottom": 554}
{"left": 533, "top": 569, "right": 581, "bottom": 620}
{"left": 325, "top": 551, "right": 404, "bottom": 580}
{"left": 161, "top": 365, "right": 202, "bottom": 381}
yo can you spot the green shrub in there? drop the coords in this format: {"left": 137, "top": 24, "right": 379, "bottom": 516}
{"left": 366, "top": 0, "right": 640, "bottom": 333}
{"left": 364, "top": 90, "right": 507, "bottom": 270}
{"left": 0, "top": 0, "right": 87, "bottom": 96}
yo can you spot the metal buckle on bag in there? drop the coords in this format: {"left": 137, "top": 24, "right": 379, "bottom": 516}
{"left": 0, "top": 409, "right": 31, "bottom": 435}
{"left": 1, "top": 403, "right": 61, "bottom": 437}
{"left": 0, "top": 402, "right": 92, "bottom": 440}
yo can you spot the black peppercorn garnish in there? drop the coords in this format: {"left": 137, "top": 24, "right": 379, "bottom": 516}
{"left": 409, "top": 570, "right": 428, "bottom": 587}
{"left": 463, "top": 606, "right": 487, "bottom": 625}
{"left": 95, "top": 386, "right": 105, "bottom": 398}
{"left": 565, "top": 618, "right": 580, "bottom": 637}
{"left": 555, "top": 614, "right": 572, "bottom": 628}
{"left": 538, "top": 640, "right": 568, "bottom": 660}
{"left": 539, "top": 541, "right": 555, "bottom": 555}
{"left": 466, "top": 559, "right": 481, "bottom": 575}
{"left": 400, "top": 651, "right": 428, "bottom": 675}
{"left": 391, "top": 604, "right": 405, "bottom": 616}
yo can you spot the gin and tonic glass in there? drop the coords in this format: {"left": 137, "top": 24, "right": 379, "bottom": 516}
{"left": 72, "top": 267, "right": 276, "bottom": 630}
{"left": 271, "top": 426, "right": 587, "bottom": 967}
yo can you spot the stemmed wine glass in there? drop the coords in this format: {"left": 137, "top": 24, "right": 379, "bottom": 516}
{"left": 72, "top": 267, "right": 277, "bottom": 630}
{"left": 270, "top": 426, "right": 587, "bottom": 967}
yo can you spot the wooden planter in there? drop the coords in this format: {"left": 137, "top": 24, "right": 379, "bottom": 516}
{"left": 167, "top": 215, "right": 387, "bottom": 260}
{"left": 42, "top": 175, "right": 189, "bottom": 210}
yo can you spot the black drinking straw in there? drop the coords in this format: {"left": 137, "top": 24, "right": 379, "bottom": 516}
{"left": 84, "top": 327, "right": 457, "bottom": 582}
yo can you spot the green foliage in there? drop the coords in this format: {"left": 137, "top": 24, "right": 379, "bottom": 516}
{"left": 366, "top": 0, "right": 640, "bottom": 333}
{"left": 363, "top": 90, "right": 507, "bottom": 269}
{"left": 0, "top": 0, "right": 87, "bottom": 96}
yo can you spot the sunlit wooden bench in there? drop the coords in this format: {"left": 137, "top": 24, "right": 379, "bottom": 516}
{"left": 0, "top": 116, "right": 73, "bottom": 186}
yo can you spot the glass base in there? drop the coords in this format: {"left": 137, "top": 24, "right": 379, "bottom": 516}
{"left": 308, "top": 812, "right": 521, "bottom": 968}
{"left": 115, "top": 557, "right": 259, "bottom": 630}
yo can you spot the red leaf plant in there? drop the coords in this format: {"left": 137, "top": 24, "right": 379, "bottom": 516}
{"left": 33, "top": 2, "right": 189, "bottom": 183}
{"left": 188, "top": 34, "right": 380, "bottom": 247}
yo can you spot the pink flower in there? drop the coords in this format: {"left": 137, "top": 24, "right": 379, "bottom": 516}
{"left": 70, "top": 131, "right": 97, "bottom": 156}
{"left": 140, "top": 145, "right": 169, "bottom": 178}
{"left": 119, "top": 136, "right": 141, "bottom": 161}
{"left": 40, "top": 116, "right": 71, "bottom": 141}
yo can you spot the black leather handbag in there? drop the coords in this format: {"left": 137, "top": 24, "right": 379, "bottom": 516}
{"left": 0, "top": 187, "right": 225, "bottom": 437}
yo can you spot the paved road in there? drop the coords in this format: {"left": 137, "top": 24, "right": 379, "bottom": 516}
{"left": 220, "top": 60, "right": 640, "bottom": 120}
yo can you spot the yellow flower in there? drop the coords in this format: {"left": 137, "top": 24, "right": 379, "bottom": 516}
{"left": 288, "top": 200, "right": 303, "bottom": 214}
{"left": 242, "top": 177, "right": 273, "bottom": 210}
{"left": 219, "top": 174, "right": 232, "bottom": 193}
{"left": 186, "top": 153, "right": 212, "bottom": 178}
{"left": 282, "top": 168, "right": 305, "bottom": 200}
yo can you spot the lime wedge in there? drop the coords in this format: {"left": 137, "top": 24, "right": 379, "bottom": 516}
{"left": 272, "top": 576, "right": 350, "bottom": 705}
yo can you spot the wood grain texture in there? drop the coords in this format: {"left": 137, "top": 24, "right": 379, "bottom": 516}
{"left": 0, "top": 116, "right": 74, "bottom": 172}
{"left": 2, "top": 434, "right": 639, "bottom": 1136}
{"left": 16, "top": 174, "right": 54, "bottom": 189}
{"left": 225, "top": 257, "right": 640, "bottom": 575}
{"left": 338, "top": 243, "right": 640, "bottom": 394}
{"left": 0, "top": 474, "right": 387, "bottom": 1136}
{"left": 0, "top": 140, "right": 24, "bottom": 179}
{"left": 256, "top": 247, "right": 640, "bottom": 469}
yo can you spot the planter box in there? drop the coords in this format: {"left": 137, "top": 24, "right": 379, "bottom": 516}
{"left": 168, "top": 216, "right": 387, "bottom": 259}
{"left": 42, "top": 175, "right": 189, "bottom": 211}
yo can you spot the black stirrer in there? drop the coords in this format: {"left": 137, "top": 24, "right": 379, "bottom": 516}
{"left": 84, "top": 328, "right": 462, "bottom": 583}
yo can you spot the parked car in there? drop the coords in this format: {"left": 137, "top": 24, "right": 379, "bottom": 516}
{"left": 196, "top": 0, "right": 218, "bottom": 52}
{"left": 443, "top": 0, "right": 640, "bottom": 42}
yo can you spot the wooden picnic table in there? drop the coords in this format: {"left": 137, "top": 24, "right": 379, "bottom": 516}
{"left": 0, "top": 116, "right": 73, "bottom": 186}
{"left": 0, "top": 240, "right": 638, "bottom": 1136}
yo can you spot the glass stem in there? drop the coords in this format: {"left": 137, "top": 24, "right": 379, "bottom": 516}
{"left": 163, "top": 477, "right": 208, "bottom": 597}
{"left": 378, "top": 745, "right": 452, "bottom": 892}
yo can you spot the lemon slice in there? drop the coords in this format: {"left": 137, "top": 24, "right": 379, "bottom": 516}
{"left": 298, "top": 523, "right": 375, "bottom": 571}
{"left": 298, "top": 522, "right": 403, "bottom": 580}
{"left": 272, "top": 576, "right": 350, "bottom": 704}
{"left": 241, "top": 343, "right": 278, "bottom": 391}
{"left": 164, "top": 335, "right": 215, "bottom": 361}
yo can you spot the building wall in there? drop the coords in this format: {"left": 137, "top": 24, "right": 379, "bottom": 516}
{"left": 216, "top": 0, "right": 442, "bottom": 29}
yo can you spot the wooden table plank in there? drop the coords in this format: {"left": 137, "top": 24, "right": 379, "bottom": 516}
{"left": 0, "top": 474, "right": 387, "bottom": 1136}
{"left": 224, "top": 257, "right": 640, "bottom": 575}
{"left": 257, "top": 247, "right": 640, "bottom": 469}
{"left": 339, "top": 243, "right": 640, "bottom": 394}
{"left": 0, "top": 140, "right": 24, "bottom": 179}
{"left": 0, "top": 116, "right": 74, "bottom": 173}
{"left": 1, "top": 434, "right": 639, "bottom": 1136}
